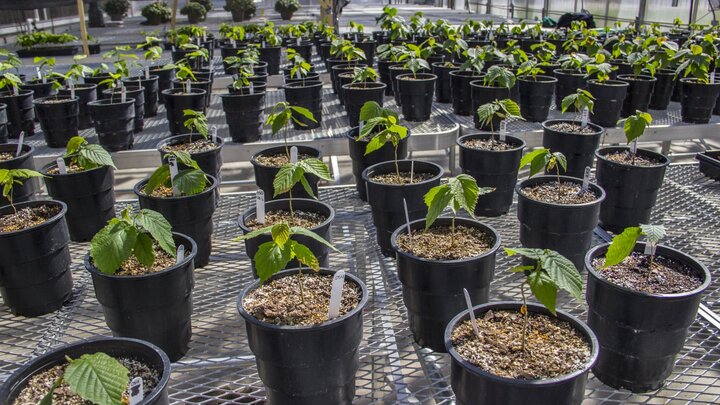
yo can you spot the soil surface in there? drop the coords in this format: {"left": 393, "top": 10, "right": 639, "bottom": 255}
{"left": 255, "top": 153, "right": 313, "bottom": 167}
{"left": 0, "top": 152, "right": 15, "bottom": 161}
{"left": 0, "top": 205, "right": 60, "bottom": 233}
{"left": 463, "top": 138, "right": 518, "bottom": 151}
{"left": 369, "top": 171, "right": 434, "bottom": 185}
{"left": 145, "top": 183, "right": 209, "bottom": 198}
{"left": 13, "top": 356, "right": 160, "bottom": 405}
{"left": 116, "top": 245, "right": 177, "bottom": 276}
{"left": 604, "top": 150, "right": 662, "bottom": 167}
{"left": 521, "top": 181, "right": 598, "bottom": 204}
{"left": 451, "top": 309, "right": 591, "bottom": 379}
{"left": 36, "top": 98, "right": 71, "bottom": 104}
{"left": 246, "top": 209, "right": 326, "bottom": 230}
{"left": 396, "top": 225, "right": 493, "bottom": 260}
{"left": 244, "top": 273, "right": 361, "bottom": 326}
{"left": 592, "top": 252, "right": 703, "bottom": 294}
{"left": 47, "top": 163, "right": 85, "bottom": 174}
{"left": 547, "top": 122, "right": 597, "bottom": 135}
{"left": 161, "top": 138, "right": 219, "bottom": 154}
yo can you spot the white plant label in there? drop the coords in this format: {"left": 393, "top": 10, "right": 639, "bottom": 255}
{"left": 296, "top": 37, "right": 301, "bottom": 46}
{"left": 489, "top": 31, "right": 494, "bottom": 41}
{"left": 36, "top": 67, "right": 41, "bottom": 80}
{"left": 463, "top": 288, "right": 480, "bottom": 338}
{"left": 290, "top": 146, "right": 298, "bottom": 163}
{"left": 262, "top": 40, "right": 266, "bottom": 48}
{"left": 402, "top": 198, "right": 413, "bottom": 252}
{"left": 249, "top": 81, "right": 254, "bottom": 94}
{"left": 410, "top": 160, "right": 415, "bottom": 184}
{"left": 581, "top": 166, "right": 591, "bottom": 194}
{"left": 15, "top": 132, "right": 24, "bottom": 157}
{"left": 295, "top": 69, "right": 302, "bottom": 80}
{"left": 42, "top": 76, "right": 47, "bottom": 84}
{"left": 56, "top": 158, "right": 67, "bottom": 174}
{"left": 712, "top": 71, "right": 716, "bottom": 84}
{"left": 581, "top": 107, "right": 589, "bottom": 128}
{"left": 327, "top": 270, "right": 346, "bottom": 319}
{"left": 120, "top": 85, "right": 126, "bottom": 103}
{"left": 211, "top": 125, "right": 218, "bottom": 143}
{"left": 12, "top": 85, "right": 18, "bottom": 95}
{"left": 354, "top": 34, "right": 359, "bottom": 42}
{"left": 358, "top": 120, "right": 363, "bottom": 134}
{"left": 186, "top": 79, "right": 192, "bottom": 93}
{"left": 168, "top": 156, "right": 179, "bottom": 196}
{"left": 144, "top": 66, "right": 150, "bottom": 79}
{"left": 644, "top": 243, "right": 656, "bottom": 256}
{"left": 256, "top": 189, "right": 266, "bottom": 224}
{"left": 630, "top": 140, "right": 638, "bottom": 154}
{"left": 196, "top": 36, "right": 200, "bottom": 46}
{"left": 231, "top": 39, "right": 237, "bottom": 47}
{"left": 172, "top": 45, "right": 176, "bottom": 52}
{"left": 176, "top": 245, "right": 185, "bottom": 264}
{"left": 68, "top": 79, "right": 75, "bottom": 99}
{"left": 499, "top": 120, "right": 508, "bottom": 142}
{"left": 202, "top": 33, "right": 207, "bottom": 42}
{"left": 128, "top": 377, "right": 144, "bottom": 405}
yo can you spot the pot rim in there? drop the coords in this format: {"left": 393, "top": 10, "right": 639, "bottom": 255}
{"left": 133, "top": 173, "right": 218, "bottom": 202}
{"left": 40, "top": 160, "right": 111, "bottom": 177}
{"left": 469, "top": 80, "right": 511, "bottom": 90}
{"left": 156, "top": 133, "right": 224, "bottom": 155}
{"left": 361, "top": 159, "right": 444, "bottom": 187}
{"left": 517, "top": 75, "right": 558, "bottom": 83}
{"left": 541, "top": 119, "right": 605, "bottom": 136}
{"left": 0, "top": 143, "right": 34, "bottom": 162}
{"left": 238, "top": 197, "right": 336, "bottom": 232}
{"left": 122, "top": 75, "right": 160, "bottom": 82}
{"left": 515, "top": 175, "right": 606, "bottom": 207}
{"left": 87, "top": 98, "right": 136, "bottom": 107}
{"left": 0, "top": 89, "right": 34, "bottom": 98}
{"left": 59, "top": 83, "right": 97, "bottom": 90}
{"left": 587, "top": 79, "right": 630, "bottom": 87}
{"left": 431, "top": 61, "right": 459, "bottom": 68}
{"left": 457, "top": 132, "right": 526, "bottom": 152}
{"left": 595, "top": 146, "right": 670, "bottom": 168}
{"left": 221, "top": 89, "right": 267, "bottom": 97}
{"left": 32, "top": 95, "right": 79, "bottom": 104}
{"left": 397, "top": 73, "right": 437, "bottom": 81}
{"left": 450, "top": 70, "right": 484, "bottom": 78}
{"left": 161, "top": 88, "right": 207, "bottom": 96}
{"left": 0, "top": 200, "right": 67, "bottom": 236}
{"left": 250, "top": 144, "right": 321, "bottom": 168}
{"left": 282, "top": 80, "right": 323, "bottom": 90}
{"left": 617, "top": 74, "right": 657, "bottom": 82}
{"left": 341, "top": 81, "right": 387, "bottom": 90}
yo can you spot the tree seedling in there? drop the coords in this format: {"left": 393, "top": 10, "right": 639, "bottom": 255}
{"left": 62, "top": 136, "right": 116, "bottom": 171}
{"left": 504, "top": 248, "right": 583, "bottom": 351}
{"left": 63, "top": 55, "right": 94, "bottom": 82}
{"left": 519, "top": 148, "right": 567, "bottom": 186}
{"left": 602, "top": 223, "right": 666, "bottom": 271}
{"left": 482, "top": 65, "right": 516, "bottom": 89}
{"left": 265, "top": 101, "right": 317, "bottom": 159}
{"left": 144, "top": 151, "right": 207, "bottom": 197}
{"left": 287, "top": 48, "right": 312, "bottom": 83}
{"left": 585, "top": 53, "right": 615, "bottom": 82}
{"left": 674, "top": 43, "right": 714, "bottom": 83}
{"left": 273, "top": 157, "right": 332, "bottom": 217}
{"left": 350, "top": 66, "right": 378, "bottom": 88}
{"left": 561, "top": 88, "right": 595, "bottom": 122}
{"left": 91, "top": 207, "right": 176, "bottom": 274}
{"left": 475, "top": 98, "right": 522, "bottom": 140}
{"left": 0, "top": 49, "right": 23, "bottom": 93}
{"left": 423, "top": 174, "right": 492, "bottom": 247}
{"left": 39, "top": 352, "right": 129, "bottom": 405}
{"left": 183, "top": 109, "right": 209, "bottom": 138}
{"left": 357, "top": 101, "right": 409, "bottom": 178}
{"left": 0, "top": 169, "right": 44, "bottom": 213}
{"left": 618, "top": 111, "right": 652, "bottom": 165}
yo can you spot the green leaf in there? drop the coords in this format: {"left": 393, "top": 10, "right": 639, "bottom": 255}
{"left": 476, "top": 102, "right": 499, "bottom": 127}
{"left": 510, "top": 265, "right": 535, "bottom": 272}
{"left": 255, "top": 241, "right": 292, "bottom": 283}
{"left": 66, "top": 136, "right": 86, "bottom": 155}
{"left": 527, "top": 270, "right": 558, "bottom": 315}
{"left": 603, "top": 226, "right": 642, "bottom": 268}
{"left": 519, "top": 148, "right": 549, "bottom": 173}
{"left": 135, "top": 209, "right": 175, "bottom": 257}
{"left": 289, "top": 105, "right": 317, "bottom": 123}
{"left": 271, "top": 223, "right": 291, "bottom": 246}
{"left": 639, "top": 223, "right": 666, "bottom": 245}
{"left": 273, "top": 164, "right": 301, "bottom": 197}
{"left": 530, "top": 151, "right": 550, "bottom": 177}
{"left": 133, "top": 232, "right": 155, "bottom": 267}
{"left": 424, "top": 184, "right": 452, "bottom": 229}
{"left": 289, "top": 227, "right": 339, "bottom": 252}
{"left": 90, "top": 222, "right": 137, "bottom": 274}
{"left": 39, "top": 376, "right": 64, "bottom": 405}
{"left": 299, "top": 176, "right": 315, "bottom": 199}
{"left": 540, "top": 250, "right": 583, "bottom": 301}
{"left": 364, "top": 134, "right": 387, "bottom": 155}
{"left": 173, "top": 169, "right": 207, "bottom": 196}
{"left": 79, "top": 144, "right": 116, "bottom": 169}
{"left": 234, "top": 225, "right": 274, "bottom": 242}
{"left": 622, "top": 112, "right": 652, "bottom": 144}
{"left": 451, "top": 174, "right": 481, "bottom": 216}
{"left": 144, "top": 165, "right": 171, "bottom": 195}
{"left": 299, "top": 158, "right": 332, "bottom": 181}
{"left": 291, "top": 241, "right": 320, "bottom": 271}
{"left": 504, "top": 247, "right": 544, "bottom": 260}
{"left": 172, "top": 151, "right": 200, "bottom": 170}
{"left": 64, "top": 353, "right": 129, "bottom": 405}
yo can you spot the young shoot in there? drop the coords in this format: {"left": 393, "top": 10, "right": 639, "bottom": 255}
{"left": 585, "top": 53, "right": 615, "bottom": 82}
{"left": 674, "top": 43, "right": 713, "bottom": 83}
{"left": 618, "top": 111, "right": 652, "bottom": 165}
{"left": 144, "top": 151, "right": 208, "bottom": 197}
{"left": 483, "top": 65, "right": 516, "bottom": 89}
{"left": 0, "top": 169, "right": 45, "bottom": 213}
{"left": 265, "top": 102, "right": 317, "bottom": 158}
{"left": 273, "top": 157, "right": 332, "bottom": 217}
{"left": 64, "top": 55, "right": 94, "bottom": 82}
{"left": 287, "top": 48, "right": 312, "bottom": 82}
{"left": 603, "top": 223, "right": 666, "bottom": 270}
{"left": 475, "top": 98, "right": 522, "bottom": 141}
{"left": 350, "top": 66, "right": 378, "bottom": 88}
{"left": 504, "top": 247, "right": 583, "bottom": 351}
{"left": 423, "top": 174, "right": 492, "bottom": 246}
{"left": 0, "top": 49, "right": 22, "bottom": 92}
{"left": 357, "top": 101, "right": 409, "bottom": 178}
{"left": 519, "top": 148, "right": 567, "bottom": 186}
{"left": 403, "top": 55, "right": 430, "bottom": 79}
{"left": 63, "top": 136, "right": 116, "bottom": 171}
{"left": 183, "top": 109, "right": 209, "bottom": 138}
{"left": 561, "top": 88, "right": 595, "bottom": 122}
{"left": 39, "top": 352, "right": 129, "bottom": 405}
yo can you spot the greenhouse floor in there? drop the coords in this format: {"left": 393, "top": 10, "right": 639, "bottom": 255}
{"left": 0, "top": 163, "right": 718, "bottom": 404}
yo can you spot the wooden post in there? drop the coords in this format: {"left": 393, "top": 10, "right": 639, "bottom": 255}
{"left": 76, "top": 0, "right": 89, "bottom": 55}
{"left": 171, "top": 0, "right": 179, "bottom": 30}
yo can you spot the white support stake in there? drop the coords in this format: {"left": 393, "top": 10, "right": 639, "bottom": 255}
{"left": 120, "top": 85, "right": 126, "bottom": 103}
{"left": 256, "top": 190, "right": 266, "bottom": 224}
{"left": 296, "top": 37, "right": 301, "bottom": 46}
{"left": 168, "top": 156, "right": 179, "bottom": 196}
{"left": 249, "top": 81, "right": 254, "bottom": 94}
{"left": 231, "top": 39, "right": 237, "bottom": 47}
{"left": 499, "top": 119, "right": 507, "bottom": 142}
{"left": 15, "top": 133, "right": 24, "bottom": 157}
{"left": 68, "top": 79, "right": 75, "bottom": 99}
{"left": 128, "top": 377, "right": 144, "bottom": 405}
{"left": 579, "top": 166, "right": 591, "bottom": 195}
{"left": 327, "top": 270, "right": 346, "bottom": 319}
{"left": 176, "top": 245, "right": 185, "bottom": 264}
{"left": 643, "top": 243, "right": 656, "bottom": 256}
{"left": 186, "top": 79, "right": 192, "bottom": 93}
{"left": 290, "top": 146, "right": 298, "bottom": 164}
{"left": 144, "top": 66, "right": 150, "bottom": 80}
{"left": 463, "top": 288, "right": 480, "bottom": 338}
{"left": 36, "top": 67, "right": 41, "bottom": 80}
{"left": 402, "top": 198, "right": 413, "bottom": 252}
{"left": 211, "top": 125, "right": 218, "bottom": 143}
{"left": 581, "top": 107, "right": 589, "bottom": 128}
{"left": 630, "top": 140, "right": 638, "bottom": 155}
{"left": 410, "top": 160, "right": 415, "bottom": 184}
{"left": 56, "top": 158, "right": 67, "bottom": 174}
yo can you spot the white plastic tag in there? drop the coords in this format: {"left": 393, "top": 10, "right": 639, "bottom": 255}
{"left": 354, "top": 34, "right": 359, "bottom": 42}
{"left": 12, "top": 85, "right": 18, "bottom": 95}
{"left": 56, "top": 158, "right": 67, "bottom": 174}
{"left": 36, "top": 67, "right": 41, "bottom": 80}
{"left": 499, "top": 120, "right": 507, "bottom": 142}
{"left": 144, "top": 66, "right": 150, "bottom": 79}
{"left": 196, "top": 36, "right": 200, "bottom": 46}
{"left": 262, "top": 40, "right": 266, "bottom": 48}
{"left": 42, "top": 76, "right": 47, "bottom": 84}
{"left": 231, "top": 39, "right": 237, "bottom": 47}
{"left": 463, "top": 288, "right": 480, "bottom": 338}
{"left": 171, "top": 45, "right": 176, "bottom": 52}
{"left": 176, "top": 245, "right": 185, "bottom": 263}
{"left": 120, "top": 85, "right": 126, "bottom": 103}
{"left": 711, "top": 72, "right": 716, "bottom": 84}
{"left": 296, "top": 37, "right": 301, "bottom": 46}
{"left": 202, "top": 32, "right": 207, "bottom": 42}
{"left": 68, "top": 79, "right": 75, "bottom": 99}
{"left": 402, "top": 198, "right": 413, "bottom": 252}
{"left": 489, "top": 31, "right": 494, "bottom": 41}
{"left": 643, "top": 243, "right": 656, "bottom": 256}
{"left": 581, "top": 166, "right": 591, "bottom": 193}
{"left": 211, "top": 125, "right": 218, "bottom": 143}
{"left": 409, "top": 160, "right": 415, "bottom": 184}
{"left": 168, "top": 156, "right": 179, "bottom": 196}
{"left": 327, "top": 270, "right": 346, "bottom": 319}
{"left": 630, "top": 140, "right": 638, "bottom": 154}
{"left": 581, "top": 107, "right": 589, "bottom": 128}
{"left": 249, "top": 82, "right": 254, "bottom": 94}
{"left": 186, "top": 79, "right": 192, "bottom": 92}
{"left": 290, "top": 146, "right": 298, "bottom": 164}
{"left": 358, "top": 121, "right": 364, "bottom": 135}
{"left": 128, "top": 377, "right": 144, "bottom": 405}
{"left": 15, "top": 132, "right": 24, "bottom": 157}
{"left": 256, "top": 189, "right": 265, "bottom": 224}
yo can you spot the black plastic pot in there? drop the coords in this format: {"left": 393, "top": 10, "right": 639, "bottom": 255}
{"left": 239, "top": 199, "right": 335, "bottom": 277}
{"left": 85, "top": 232, "right": 197, "bottom": 362}
{"left": 470, "top": 81, "right": 511, "bottom": 130}
{"left": 0, "top": 144, "right": 37, "bottom": 206}
{"left": 258, "top": 46, "right": 281, "bottom": 75}
{"left": 32, "top": 96, "right": 79, "bottom": 148}
{"left": 696, "top": 150, "right": 720, "bottom": 181}
{"left": 617, "top": 74, "right": 656, "bottom": 117}
{"left": 518, "top": 75, "right": 557, "bottom": 122}
{"left": 445, "top": 301, "right": 598, "bottom": 405}
{"left": 0, "top": 103, "right": 6, "bottom": 143}
{"left": 283, "top": 80, "right": 323, "bottom": 130}
{"left": 363, "top": 160, "right": 443, "bottom": 256}
{"left": 123, "top": 75, "right": 160, "bottom": 117}
{"left": 594, "top": 147, "right": 669, "bottom": 233}
{"left": 0, "top": 90, "right": 35, "bottom": 138}
{"left": 251, "top": 145, "right": 322, "bottom": 200}
{"left": 458, "top": 133, "right": 525, "bottom": 216}
{"left": 101, "top": 88, "right": 145, "bottom": 132}
{"left": 220, "top": 92, "right": 266, "bottom": 143}
{"left": 59, "top": 83, "right": 97, "bottom": 130}
{"left": 432, "top": 62, "right": 458, "bottom": 103}
{"left": 554, "top": 69, "right": 586, "bottom": 111}
{"left": 451, "top": 70, "right": 484, "bottom": 116}
{"left": 585, "top": 243, "right": 711, "bottom": 392}
{"left": 149, "top": 66, "right": 174, "bottom": 104}
{"left": 336, "top": 71, "right": 362, "bottom": 106}
{"left": 587, "top": 80, "right": 628, "bottom": 127}
{"left": 0, "top": 337, "right": 171, "bottom": 405}
{"left": 88, "top": 98, "right": 135, "bottom": 151}
{"left": 228, "top": 82, "right": 267, "bottom": 95}
{"left": 83, "top": 73, "right": 113, "bottom": 99}
{"left": 516, "top": 175, "right": 605, "bottom": 270}
{"left": 237, "top": 268, "right": 367, "bottom": 405}
{"left": 20, "top": 79, "right": 56, "bottom": 100}
{"left": 346, "top": 127, "right": 409, "bottom": 201}
{"left": 377, "top": 59, "right": 395, "bottom": 96}
{"left": 221, "top": 44, "right": 246, "bottom": 73}
{"left": 157, "top": 133, "right": 223, "bottom": 182}
{"left": 41, "top": 162, "right": 115, "bottom": 242}
{"left": 0, "top": 200, "right": 72, "bottom": 317}
{"left": 680, "top": 78, "right": 720, "bottom": 124}
{"left": 285, "top": 72, "right": 321, "bottom": 87}
{"left": 342, "top": 82, "right": 386, "bottom": 128}
{"left": 289, "top": 40, "right": 314, "bottom": 63}
{"left": 648, "top": 69, "right": 675, "bottom": 110}
{"left": 162, "top": 88, "right": 207, "bottom": 136}
{"left": 172, "top": 79, "right": 212, "bottom": 109}
{"left": 397, "top": 73, "right": 436, "bottom": 122}
{"left": 542, "top": 119, "right": 604, "bottom": 178}
{"left": 354, "top": 39, "right": 376, "bottom": 66}
{"left": 389, "top": 64, "right": 411, "bottom": 105}
{"left": 392, "top": 217, "right": 500, "bottom": 352}
{"left": 331, "top": 64, "right": 360, "bottom": 96}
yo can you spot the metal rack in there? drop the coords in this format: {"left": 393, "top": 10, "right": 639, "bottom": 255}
{"left": 0, "top": 163, "right": 718, "bottom": 404}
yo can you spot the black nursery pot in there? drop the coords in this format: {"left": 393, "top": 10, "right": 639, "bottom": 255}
{"left": 251, "top": 145, "right": 322, "bottom": 200}
{"left": 696, "top": 150, "right": 720, "bottom": 181}
{"left": 331, "top": 64, "right": 360, "bottom": 96}
{"left": 88, "top": 98, "right": 135, "bottom": 151}
{"left": 0, "top": 144, "right": 37, "bottom": 206}
{"left": 542, "top": 119, "right": 605, "bottom": 178}
{"left": 585, "top": 243, "right": 711, "bottom": 392}
{"left": 354, "top": 39, "right": 376, "bottom": 66}
{"left": 457, "top": 133, "right": 525, "bottom": 216}
{"left": 32, "top": 96, "right": 79, "bottom": 148}
{"left": 149, "top": 67, "right": 174, "bottom": 104}
{"left": 445, "top": 301, "right": 598, "bottom": 405}
{"left": 594, "top": 147, "right": 669, "bottom": 233}
{"left": 516, "top": 175, "right": 605, "bottom": 270}
{"left": 221, "top": 92, "right": 266, "bottom": 143}
{"left": 85, "top": 233, "right": 197, "bottom": 362}
{"left": 470, "top": 81, "right": 511, "bottom": 130}
{"left": 135, "top": 176, "right": 217, "bottom": 268}
{"left": 391, "top": 218, "right": 501, "bottom": 352}
{"left": 554, "top": 69, "right": 587, "bottom": 112}
{"left": 587, "top": 79, "right": 629, "bottom": 127}
{"left": 451, "top": 70, "right": 484, "bottom": 116}
{"left": 83, "top": 73, "right": 113, "bottom": 99}
{"left": 172, "top": 79, "right": 212, "bottom": 109}
{"left": 518, "top": 75, "right": 557, "bottom": 122}
{"left": 239, "top": 199, "right": 335, "bottom": 277}
{"left": 432, "top": 62, "right": 458, "bottom": 103}
{"left": 0, "top": 90, "right": 35, "bottom": 138}
{"left": 377, "top": 59, "right": 395, "bottom": 96}
{"left": 157, "top": 134, "right": 224, "bottom": 182}
{"left": 258, "top": 46, "right": 282, "bottom": 75}
{"left": 237, "top": 268, "right": 367, "bottom": 405}
{"left": 397, "top": 73, "right": 436, "bottom": 122}
{"left": 648, "top": 69, "right": 675, "bottom": 110}
{"left": 59, "top": 83, "right": 97, "bottom": 130}
{"left": 342, "top": 82, "right": 386, "bottom": 128}
{"left": 42, "top": 162, "right": 115, "bottom": 243}
{"left": 123, "top": 75, "right": 160, "bottom": 117}
{"left": 389, "top": 64, "right": 411, "bottom": 105}
{"left": 680, "top": 78, "right": 720, "bottom": 124}
{"left": 363, "top": 160, "right": 443, "bottom": 256}
{"left": 20, "top": 79, "right": 56, "bottom": 100}
{"left": 162, "top": 88, "right": 207, "bottom": 136}
{"left": 617, "top": 74, "right": 656, "bottom": 117}
{"left": 0, "top": 200, "right": 72, "bottom": 317}
{"left": 283, "top": 80, "right": 323, "bottom": 130}
{"left": 346, "top": 126, "right": 409, "bottom": 201}
{"left": 0, "top": 103, "right": 6, "bottom": 143}
{"left": 0, "top": 337, "right": 171, "bottom": 405}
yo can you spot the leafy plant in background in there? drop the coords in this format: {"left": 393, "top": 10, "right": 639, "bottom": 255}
{"left": 273, "top": 158, "right": 332, "bottom": 217}
{"left": 287, "top": 48, "right": 312, "bottom": 82}
{"left": 617, "top": 110, "right": 652, "bottom": 165}
{"left": 476, "top": 98, "right": 522, "bottom": 139}
{"left": 16, "top": 31, "right": 78, "bottom": 49}
{"left": 330, "top": 38, "right": 366, "bottom": 62}
{"left": 458, "top": 46, "right": 486, "bottom": 75}
{"left": 144, "top": 151, "right": 208, "bottom": 197}
{"left": 530, "top": 41, "right": 557, "bottom": 66}
{"left": 180, "top": 2, "right": 208, "bottom": 23}
{"left": 561, "top": 88, "right": 595, "bottom": 122}
{"left": 141, "top": 1, "right": 172, "bottom": 24}
{"left": 482, "top": 65, "right": 516, "bottom": 89}
{"left": 63, "top": 55, "right": 94, "bottom": 82}
{"left": 39, "top": 352, "right": 129, "bottom": 405}
{"left": 504, "top": 248, "right": 583, "bottom": 351}
{"left": 674, "top": 43, "right": 714, "bottom": 83}
{"left": 376, "top": 43, "right": 408, "bottom": 63}
{"left": 137, "top": 36, "right": 168, "bottom": 70}
{"left": 183, "top": 109, "right": 209, "bottom": 138}
{"left": 101, "top": 45, "right": 139, "bottom": 77}
{"left": 265, "top": 102, "right": 317, "bottom": 158}
{"left": 516, "top": 59, "right": 546, "bottom": 79}
{"left": 63, "top": 136, "right": 116, "bottom": 170}
{"left": 585, "top": 53, "right": 615, "bottom": 82}
{"left": 230, "top": 65, "right": 256, "bottom": 90}
{"left": 0, "top": 49, "right": 23, "bottom": 92}
{"left": 518, "top": 148, "right": 567, "bottom": 186}
{"left": 90, "top": 207, "right": 176, "bottom": 274}
{"left": 350, "top": 66, "right": 378, "bottom": 88}
{"left": 602, "top": 223, "right": 666, "bottom": 269}
{"left": 357, "top": 101, "right": 408, "bottom": 178}
{"left": 33, "top": 57, "right": 63, "bottom": 89}
{"left": 0, "top": 169, "right": 45, "bottom": 213}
